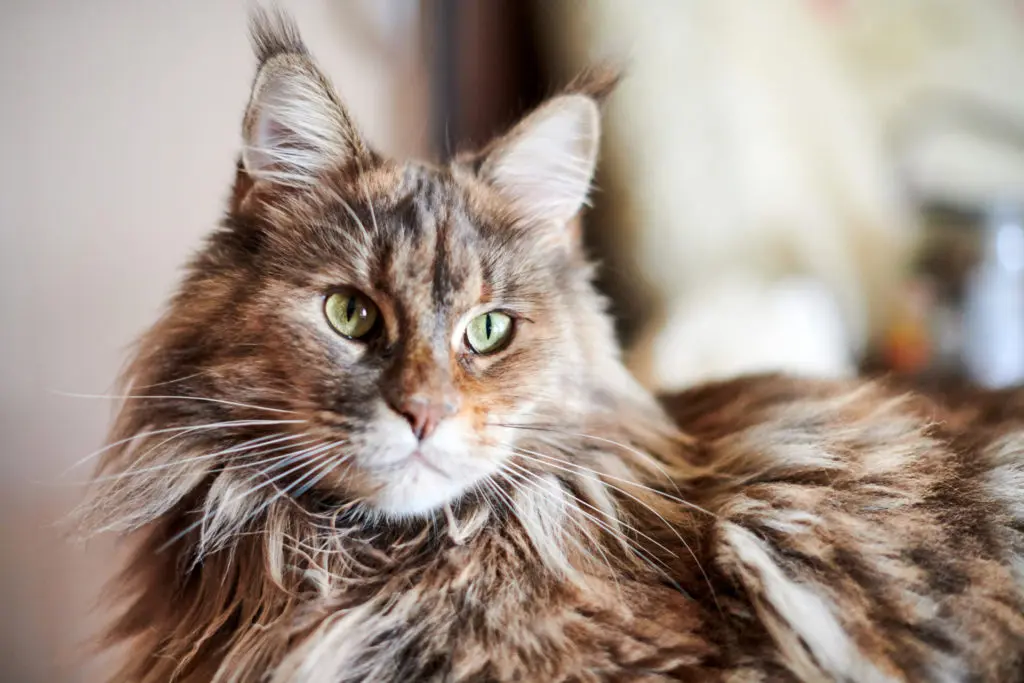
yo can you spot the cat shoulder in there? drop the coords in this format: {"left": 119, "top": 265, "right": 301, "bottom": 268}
{"left": 663, "top": 374, "right": 1024, "bottom": 680}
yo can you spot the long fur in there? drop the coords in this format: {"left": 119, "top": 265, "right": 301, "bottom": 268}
{"left": 81, "top": 12, "right": 1024, "bottom": 682}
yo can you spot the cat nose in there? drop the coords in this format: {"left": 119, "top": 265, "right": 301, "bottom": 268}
{"left": 393, "top": 395, "right": 459, "bottom": 441}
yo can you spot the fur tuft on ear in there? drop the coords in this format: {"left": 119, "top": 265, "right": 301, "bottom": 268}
{"left": 241, "top": 8, "right": 372, "bottom": 187}
{"left": 563, "top": 64, "right": 622, "bottom": 104}
{"left": 249, "top": 7, "right": 307, "bottom": 66}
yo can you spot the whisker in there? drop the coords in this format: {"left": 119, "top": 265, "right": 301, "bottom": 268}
{"left": 485, "top": 474, "right": 521, "bottom": 523}
{"left": 200, "top": 451, "right": 346, "bottom": 560}
{"left": 497, "top": 465, "right": 677, "bottom": 583}
{"left": 247, "top": 440, "right": 339, "bottom": 479}
{"left": 88, "top": 433, "right": 310, "bottom": 483}
{"left": 160, "top": 445, "right": 337, "bottom": 553}
{"left": 361, "top": 179, "right": 380, "bottom": 234}
{"left": 125, "top": 370, "right": 212, "bottom": 390}
{"left": 244, "top": 452, "right": 355, "bottom": 561}
{"left": 215, "top": 438, "right": 325, "bottom": 474}
{"left": 489, "top": 470, "right": 606, "bottom": 576}
{"left": 65, "top": 418, "right": 306, "bottom": 474}
{"left": 291, "top": 451, "right": 350, "bottom": 498}
{"left": 507, "top": 445, "right": 720, "bottom": 611}
{"left": 508, "top": 441, "right": 716, "bottom": 519}
{"left": 480, "top": 477, "right": 511, "bottom": 519}
{"left": 492, "top": 469, "right": 619, "bottom": 585}
{"left": 53, "top": 390, "right": 299, "bottom": 415}
{"left": 502, "top": 459, "right": 679, "bottom": 565}
{"left": 353, "top": 150, "right": 380, "bottom": 235}
{"left": 490, "top": 421, "right": 683, "bottom": 494}
{"left": 334, "top": 193, "right": 370, "bottom": 233}
{"left": 242, "top": 450, "right": 346, "bottom": 526}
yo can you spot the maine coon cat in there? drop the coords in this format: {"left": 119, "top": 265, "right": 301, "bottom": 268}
{"left": 83, "top": 11, "right": 1024, "bottom": 682}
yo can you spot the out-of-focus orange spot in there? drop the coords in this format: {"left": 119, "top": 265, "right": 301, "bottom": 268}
{"left": 882, "top": 320, "right": 931, "bottom": 374}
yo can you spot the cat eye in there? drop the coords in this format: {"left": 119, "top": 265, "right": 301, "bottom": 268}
{"left": 324, "top": 289, "right": 379, "bottom": 340}
{"left": 465, "top": 311, "right": 513, "bottom": 355}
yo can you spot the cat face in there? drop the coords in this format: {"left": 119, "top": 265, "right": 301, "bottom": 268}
{"left": 119, "top": 15, "right": 630, "bottom": 519}
{"left": 213, "top": 161, "right": 601, "bottom": 517}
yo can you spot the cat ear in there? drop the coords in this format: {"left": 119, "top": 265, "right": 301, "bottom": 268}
{"left": 241, "top": 10, "right": 372, "bottom": 186}
{"left": 478, "top": 94, "right": 602, "bottom": 228}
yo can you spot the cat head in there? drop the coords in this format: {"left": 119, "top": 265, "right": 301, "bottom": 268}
{"left": 89, "top": 11, "right": 659, "bottom": 538}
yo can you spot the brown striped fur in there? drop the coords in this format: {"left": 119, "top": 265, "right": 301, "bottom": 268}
{"left": 83, "top": 11, "right": 1024, "bottom": 682}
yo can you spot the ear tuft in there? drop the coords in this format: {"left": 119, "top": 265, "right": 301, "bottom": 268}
{"left": 563, "top": 64, "right": 623, "bottom": 104}
{"left": 249, "top": 6, "right": 307, "bottom": 66}
{"left": 479, "top": 94, "right": 602, "bottom": 228}
{"left": 241, "top": 9, "right": 371, "bottom": 187}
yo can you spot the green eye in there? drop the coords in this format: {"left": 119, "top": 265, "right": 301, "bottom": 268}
{"left": 466, "top": 311, "right": 513, "bottom": 354}
{"left": 324, "top": 289, "right": 379, "bottom": 339}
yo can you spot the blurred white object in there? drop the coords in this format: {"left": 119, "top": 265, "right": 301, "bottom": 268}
{"left": 542, "top": 0, "right": 1024, "bottom": 389}
{"left": 630, "top": 276, "right": 854, "bottom": 389}
{"left": 963, "top": 205, "right": 1024, "bottom": 388}
{"left": 541, "top": 0, "right": 918, "bottom": 388}
{"left": 840, "top": 0, "right": 1024, "bottom": 207}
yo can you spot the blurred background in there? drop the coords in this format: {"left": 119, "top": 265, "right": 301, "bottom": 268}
{"left": 2, "top": 1, "right": 1024, "bottom": 680}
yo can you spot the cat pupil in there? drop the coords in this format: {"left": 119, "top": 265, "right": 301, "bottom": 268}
{"left": 485, "top": 314, "right": 492, "bottom": 339}
{"left": 346, "top": 295, "right": 357, "bottom": 322}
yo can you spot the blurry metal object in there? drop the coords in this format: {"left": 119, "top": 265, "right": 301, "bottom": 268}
{"left": 897, "top": 201, "right": 1024, "bottom": 387}
{"left": 962, "top": 204, "right": 1024, "bottom": 387}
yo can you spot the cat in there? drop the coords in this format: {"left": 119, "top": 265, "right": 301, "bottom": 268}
{"left": 81, "top": 10, "right": 1024, "bottom": 682}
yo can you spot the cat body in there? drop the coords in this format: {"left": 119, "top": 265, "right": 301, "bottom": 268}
{"left": 84, "top": 12, "right": 1024, "bottom": 682}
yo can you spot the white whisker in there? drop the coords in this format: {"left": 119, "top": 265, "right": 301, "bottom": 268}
{"left": 506, "top": 444, "right": 720, "bottom": 611}
{"left": 216, "top": 438, "right": 325, "bottom": 474}
{"left": 159, "top": 443, "right": 339, "bottom": 554}
{"left": 53, "top": 390, "right": 299, "bottom": 415}
{"left": 492, "top": 470, "right": 618, "bottom": 586}
{"left": 291, "top": 451, "right": 350, "bottom": 498}
{"left": 497, "top": 465, "right": 675, "bottom": 582}
{"left": 502, "top": 459, "right": 678, "bottom": 568}
{"left": 509, "top": 443, "right": 716, "bottom": 518}
{"left": 353, "top": 150, "right": 379, "bottom": 235}
{"left": 335, "top": 194, "right": 370, "bottom": 233}
{"left": 229, "top": 447, "right": 349, "bottom": 539}
{"left": 65, "top": 418, "right": 306, "bottom": 474}
{"left": 246, "top": 440, "right": 338, "bottom": 479}
{"left": 493, "top": 422, "right": 682, "bottom": 494}
{"left": 88, "top": 433, "right": 310, "bottom": 483}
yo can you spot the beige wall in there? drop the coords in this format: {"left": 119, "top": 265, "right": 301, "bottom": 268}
{"left": 0, "top": 1, "right": 426, "bottom": 680}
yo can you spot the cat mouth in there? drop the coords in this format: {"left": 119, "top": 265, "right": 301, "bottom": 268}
{"left": 407, "top": 450, "right": 451, "bottom": 478}
{"left": 367, "top": 450, "right": 452, "bottom": 479}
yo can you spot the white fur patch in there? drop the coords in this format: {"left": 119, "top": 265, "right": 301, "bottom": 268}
{"left": 511, "top": 473, "right": 577, "bottom": 578}
{"left": 721, "top": 523, "right": 897, "bottom": 683}
{"left": 355, "top": 409, "right": 500, "bottom": 518}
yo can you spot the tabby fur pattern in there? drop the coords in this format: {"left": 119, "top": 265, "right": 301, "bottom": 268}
{"left": 82, "top": 11, "right": 1024, "bottom": 682}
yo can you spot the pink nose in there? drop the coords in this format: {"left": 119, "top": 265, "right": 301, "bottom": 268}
{"left": 393, "top": 395, "right": 458, "bottom": 441}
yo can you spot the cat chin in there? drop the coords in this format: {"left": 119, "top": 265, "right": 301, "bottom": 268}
{"left": 361, "top": 460, "right": 480, "bottom": 518}
{"left": 346, "top": 411, "right": 500, "bottom": 517}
